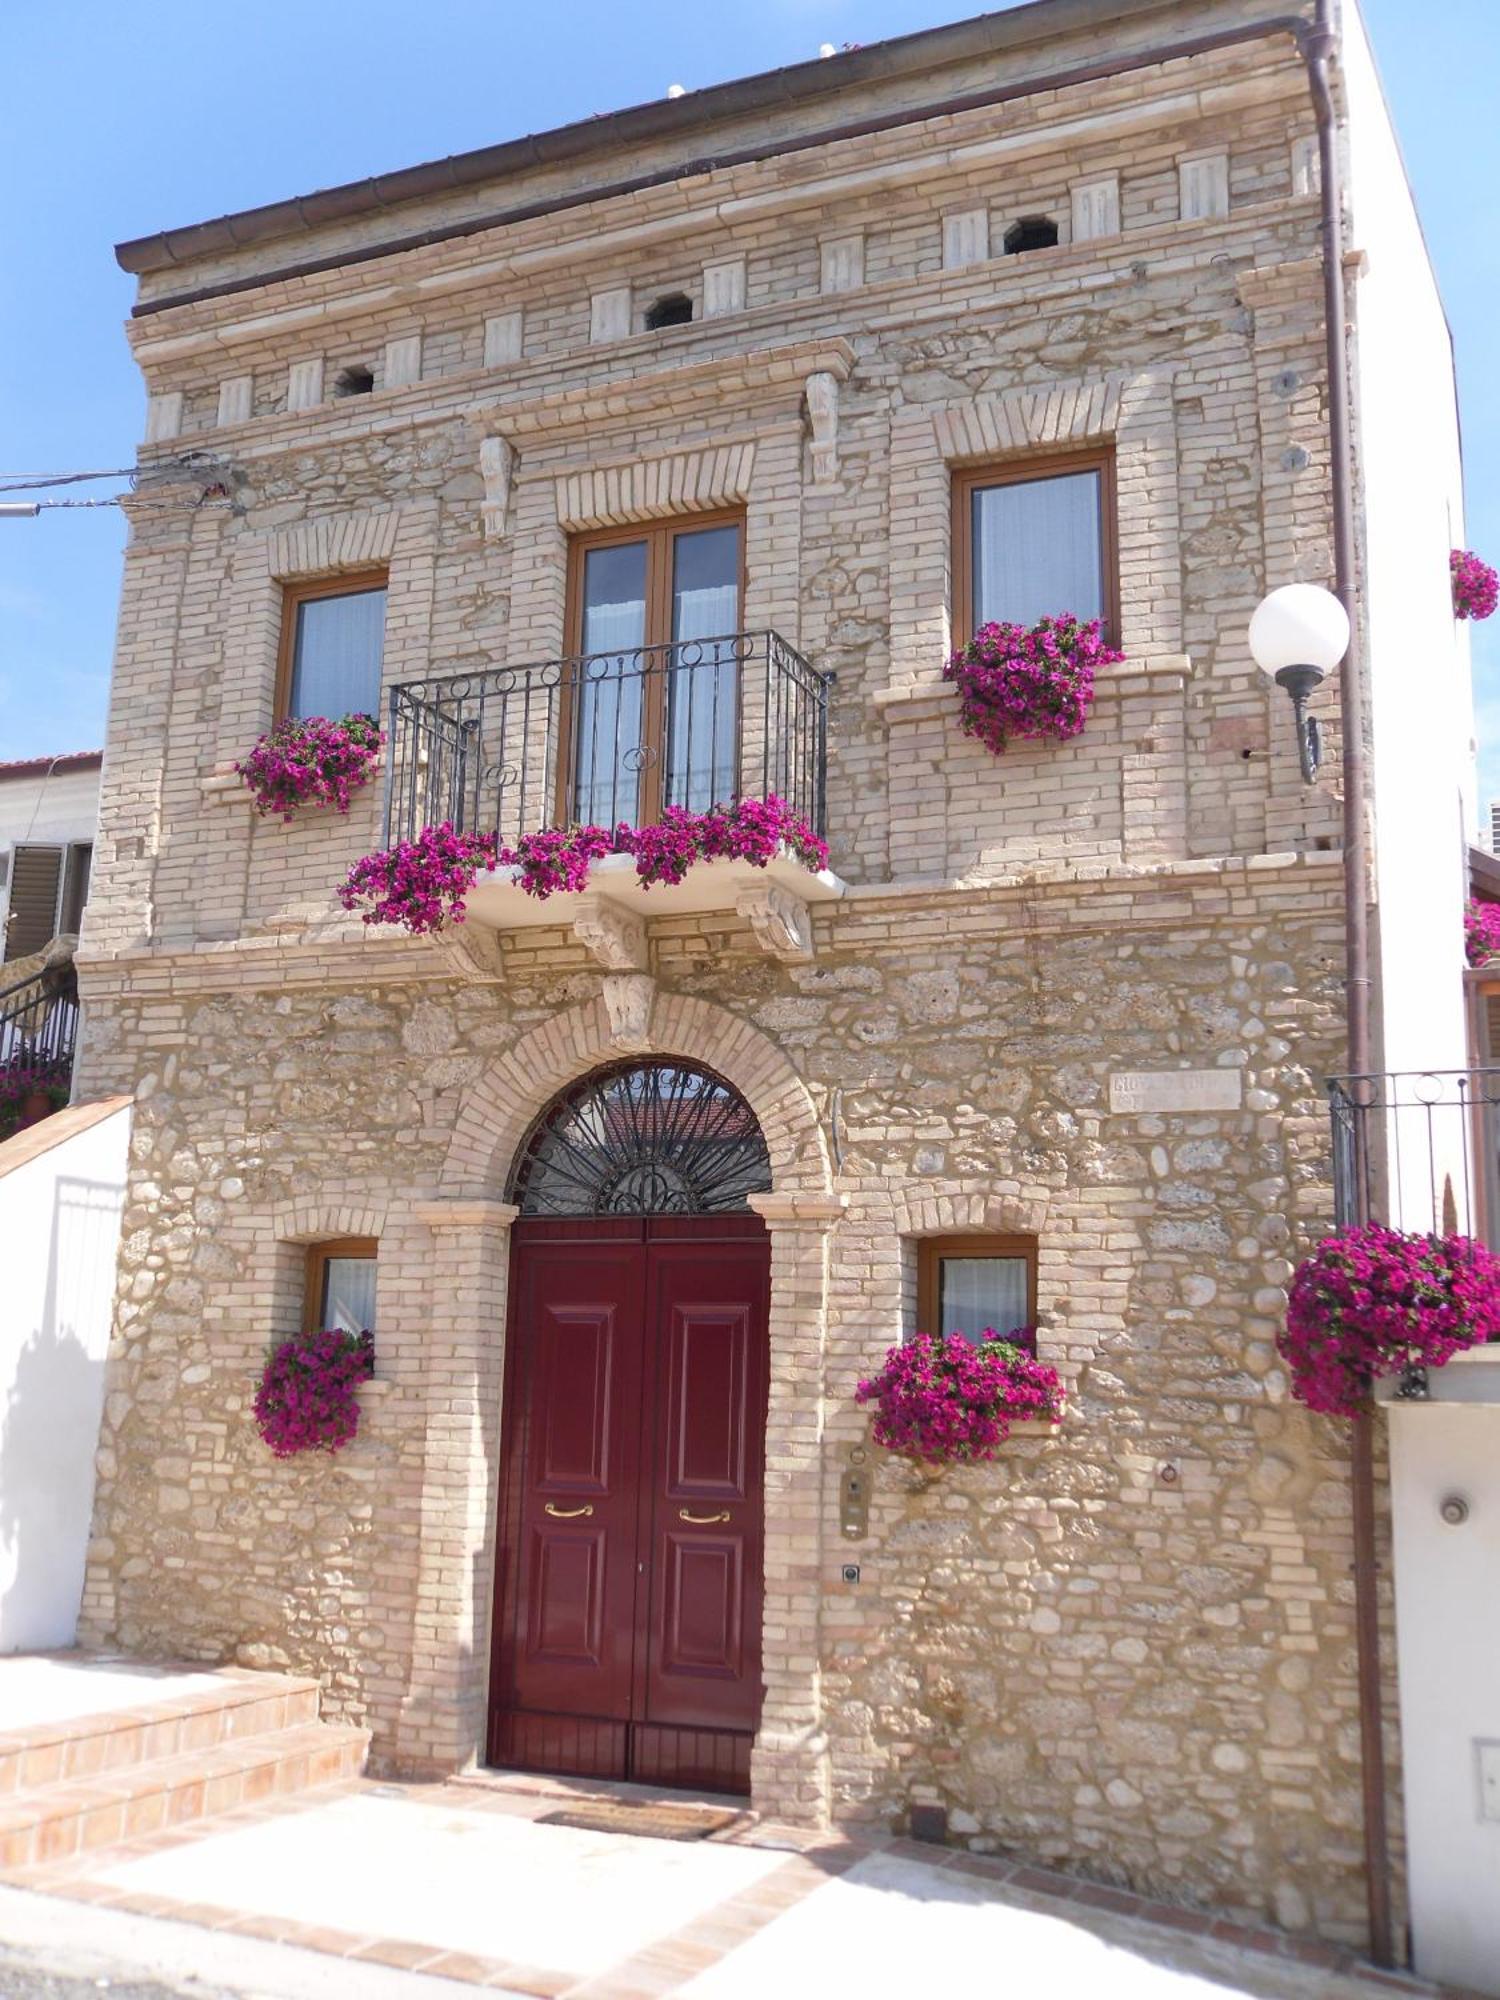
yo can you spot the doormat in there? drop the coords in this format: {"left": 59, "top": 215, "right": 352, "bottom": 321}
{"left": 538, "top": 1801, "right": 741, "bottom": 1841}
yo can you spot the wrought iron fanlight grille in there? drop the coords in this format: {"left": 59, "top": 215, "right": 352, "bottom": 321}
{"left": 510, "top": 1060, "right": 772, "bottom": 1216}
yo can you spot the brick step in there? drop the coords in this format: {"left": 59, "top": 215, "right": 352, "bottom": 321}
{"left": 0, "top": 1720, "right": 369, "bottom": 1873}
{"left": 0, "top": 1670, "right": 324, "bottom": 1796}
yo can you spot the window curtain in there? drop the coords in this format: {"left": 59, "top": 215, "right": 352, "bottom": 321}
{"left": 972, "top": 470, "right": 1103, "bottom": 630}
{"left": 322, "top": 1257, "right": 377, "bottom": 1335}
{"left": 290, "top": 588, "right": 387, "bottom": 718}
{"left": 938, "top": 1256, "right": 1031, "bottom": 1343}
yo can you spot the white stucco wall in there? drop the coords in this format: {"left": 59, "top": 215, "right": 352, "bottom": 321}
{"left": 1343, "top": 1, "right": 1474, "bottom": 1216}
{"left": 0, "top": 1101, "right": 130, "bottom": 1653}
{"left": 1389, "top": 1373, "right": 1500, "bottom": 1995}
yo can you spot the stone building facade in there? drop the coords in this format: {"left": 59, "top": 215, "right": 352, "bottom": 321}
{"left": 74, "top": 0, "right": 1474, "bottom": 1957}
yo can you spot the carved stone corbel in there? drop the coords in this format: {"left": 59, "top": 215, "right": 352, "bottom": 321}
{"left": 601, "top": 973, "right": 655, "bottom": 1051}
{"left": 572, "top": 894, "right": 648, "bottom": 972}
{"left": 805, "top": 371, "right": 839, "bottom": 487}
{"left": 736, "top": 880, "right": 815, "bottom": 963}
{"left": 429, "top": 922, "right": 507, "bottom": 984}
{"left": 479, "top": 435, "right": 515, "bottom": 540}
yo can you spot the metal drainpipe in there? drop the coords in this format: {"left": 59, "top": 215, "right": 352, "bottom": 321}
{"left": 1301, "top": 0, "right": 1392, "bottom": 1970}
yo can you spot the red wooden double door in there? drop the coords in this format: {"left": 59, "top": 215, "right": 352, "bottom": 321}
{"left": 489, "top": 1215, "right": 770, "bottom": 1793}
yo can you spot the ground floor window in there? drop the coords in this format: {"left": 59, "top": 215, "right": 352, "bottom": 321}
{"left": 304, "top": 1237, "right": 377, "bottom": 1333}
{"left": 916, "top": 1234, "right": 1036, "bottom": 1348}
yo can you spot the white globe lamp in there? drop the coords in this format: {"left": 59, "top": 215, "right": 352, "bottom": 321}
{"left": 1247, "top": 583, "right": 1349, "bottom": 783}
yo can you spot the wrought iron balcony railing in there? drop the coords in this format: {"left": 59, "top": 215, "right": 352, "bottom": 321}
{"left": 383, "top": 631, "right": 830, "bottom": 851}
{"left": 1329, "top": 1067, "right": 1500, "bottom": 1247}
{"left": 0, "top": 956, "right": 78, "bottom": 1073}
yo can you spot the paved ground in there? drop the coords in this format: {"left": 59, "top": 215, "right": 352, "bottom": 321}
{"left": 6, "top": 1774, "right": 1480, "bottom": 2000}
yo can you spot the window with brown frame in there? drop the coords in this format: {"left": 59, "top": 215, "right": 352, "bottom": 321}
{"left": 303, "top": 1238, "right": 378, "bottom": 1335}
{"left": 562, "top": 511, "right": 745, "bottom": 826}
{"left": 917, "top": 1234, "right": 1037, "bottom": 1350}
{"left": 276, "top": 571, "right": 388, "bottom": 721}
{"left": 951, "top": 449, "right": 1118, "bottom": 648}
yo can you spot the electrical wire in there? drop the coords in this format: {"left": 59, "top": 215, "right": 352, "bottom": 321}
{"left": 0, "top": 468, "right": 140, "bottom": 493}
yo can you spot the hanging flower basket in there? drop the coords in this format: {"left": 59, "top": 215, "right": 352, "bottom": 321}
{"left": 253, "top": 1328, "right": 375, "bottom": 1458}
{"left": 1451, "top": 550, "right": 1499, "bottom": 622}
{"left": 1280, "top": 1223, "right": 1500, "bottom": 1418}
{"left": 855, "top": 1330, "right": 1065, "bottom": 1465}
{"left": 236, "top": 713, "right": 383, "bottom": 821}
{"left": 340, "top": 797, "right": 828, "bottom": 932}
{"left": 339, "top": 822, "right": 499, "bottom": 933}
{"left": 1465, "top": 899, "right": 1500, "bottom": 968}
{"left": 943, "top": 614, "right": 1124, "bottom": 756}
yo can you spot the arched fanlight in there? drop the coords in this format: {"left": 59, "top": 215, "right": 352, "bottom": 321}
{"left": 509, "top": 1060, "right": 771, "bottom": 1216}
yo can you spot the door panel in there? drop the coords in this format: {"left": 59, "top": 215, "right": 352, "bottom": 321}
{"left": 641, "top": 1239, "right": 768, "bottom": 1739}
{"left": 527, "top": 1528, "right": 608, "bottom": 1666}
{"left": 502, "top": 1240, "right": 645, "bottom": 1727}
{"left": 491, "top": 1218, "right": 768, "bottom": 1790}
{"left": 658, "top": 1534, "right": 743, "bottom": 1676}
{"left": 534, "top": 1306, "right": 616, "bottom": 1493}
{"left": 664, "top": 1304, "right": 751, "bottom": 1497}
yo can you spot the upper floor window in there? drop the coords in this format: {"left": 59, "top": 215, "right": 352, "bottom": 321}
{"left": 952, "top": 450, "right": 1116, "bottom": 645}
{"left": 917, "top": 1234, "right": 1037, "bottom": 1350}
{"left": 305, "top": 1237, "right": 377, "bottom": 1334}
{"left": 279, "top": 573, "right": 388, "bottom": 720}
{"left": 566, "top": 513, "right": 743, "bottom": 826}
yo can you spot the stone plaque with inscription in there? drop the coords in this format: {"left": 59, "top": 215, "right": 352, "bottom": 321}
{"left": 1108, "top": 1069, "right": 1242, "bottom": 1114}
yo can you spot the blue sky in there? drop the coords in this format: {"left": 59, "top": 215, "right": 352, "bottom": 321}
{"left": 4, "top": 0, "right": 1497, "bottom": 809}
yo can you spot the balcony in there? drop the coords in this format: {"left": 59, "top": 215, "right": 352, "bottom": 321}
{"left": 383, "top": 631, "right": 842, "bottom": 956}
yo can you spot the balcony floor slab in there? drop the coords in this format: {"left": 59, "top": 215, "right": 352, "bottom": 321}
{"left": 465, "top": 851, "right": 845, "bottom": 932}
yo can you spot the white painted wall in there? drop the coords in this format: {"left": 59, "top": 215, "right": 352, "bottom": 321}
{"left": 0, "top": 1102, "right": 129, "bottom": 1653}
{"left": 1343, "top": 2, "right": 1475, "bottom": 1220}
{"left": 1389, "top": 1380, "right": 1500, "bottom": 1994}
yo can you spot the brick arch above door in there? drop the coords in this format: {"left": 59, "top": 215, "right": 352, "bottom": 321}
{"left": 438, "top": 986, "right": 832, "bottom": 1201}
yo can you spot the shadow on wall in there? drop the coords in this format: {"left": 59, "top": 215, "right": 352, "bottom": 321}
{"left": 0, "top": 1175, "right": 121, "bottom": 1652}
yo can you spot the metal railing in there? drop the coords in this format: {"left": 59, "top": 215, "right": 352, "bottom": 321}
{"left": 0, "top": 957, "right": 78, "bottom": 1075}
{"left": 1329, "top": 1068, "right": 1500, "bottom": 1246}
{"left": 383, "top": 631, "right": 830, "bottom": 849}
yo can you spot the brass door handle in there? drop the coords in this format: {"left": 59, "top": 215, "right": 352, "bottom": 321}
{"left": 544, "top": 1502, "right": 595, "bottom": 1519}
{"left": 678, "top": 1508, "right": 731, "bottom": 1524}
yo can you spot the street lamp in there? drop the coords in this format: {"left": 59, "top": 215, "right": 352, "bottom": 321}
{"left": 1247, "top": 583, "right": 1350, "bottom": 784}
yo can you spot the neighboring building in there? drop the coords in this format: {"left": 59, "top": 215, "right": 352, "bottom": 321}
{"left": 72, "top": 0, "right": 1489, "bottom": 1983}
{"left": 1488, "top": 795, "right": 1500, "bottom": 855}
{"left": 0, "top": 752, "right": 100, "bottom": 964}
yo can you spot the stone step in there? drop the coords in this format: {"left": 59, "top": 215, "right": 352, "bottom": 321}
{"left": 0, "top": 1719, "right": 369, "bottom": 1873}
{"left": 0, "top": 1668, "right": 324, "bottom": 1796}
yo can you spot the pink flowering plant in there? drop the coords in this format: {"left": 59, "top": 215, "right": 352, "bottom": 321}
{"left": 1280, "top": 1223, "right": 1500, "bottom": 1418}
{"left": 236, "top": 714, "right": 383, "bottom": 821}
{"left": 1451, "top": 550, "right": 1499, "bottom": 622}
{"left": 501, "top": 795, "right": 827, "bottom": 899}
{"left": 339, "top": 822, "right": 499, "bottom": 933}
{"left": 1465, "top": 900, "right": 1500, "bottom": 968}
{"left": 944, "top": 614, "right": 1124, "bottom": 756}
{"left": 855, "top": 1330, "right": 1065, "bottom": 1464}
{"left": 0, "top": 1054, "right": 70, "bottom": 1140}
{"left": 253, "top": 1327, "right": 374, "bottom": 1459}
{"left": 341, "top": 797, "right": 828, "bottom": 929}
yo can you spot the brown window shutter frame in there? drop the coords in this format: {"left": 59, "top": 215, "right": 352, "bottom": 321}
{"left": 4, "top": 845, "right": 63, "bottom": 962}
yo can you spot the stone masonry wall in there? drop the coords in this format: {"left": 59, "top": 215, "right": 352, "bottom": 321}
{"left": 74, "top": 855, "right": 1393, "bottom": 1945}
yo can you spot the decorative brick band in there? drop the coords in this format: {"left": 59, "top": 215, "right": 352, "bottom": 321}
{"left": 555, "top": 443, "right": 757, "bottom": 530}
